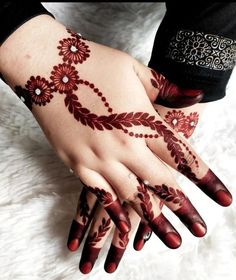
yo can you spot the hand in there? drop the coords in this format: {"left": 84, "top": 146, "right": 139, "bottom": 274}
{"left": 0, "top": 15, "right": 232, "bottom": 273}
{"left": 67, "top": 103, "right": 207, "bottom": 274}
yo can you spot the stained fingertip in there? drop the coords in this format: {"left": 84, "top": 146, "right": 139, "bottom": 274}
{"left": 104, "top": 244, "right": 125, "bottom": 274}
{"left": 191, "top": 222, "right": 207, "bottom": 237}
{"left": 80, "top": 262, "right": 93, "bottom": 274}
{"left": 67, "top": 219, "right": 84, "bottom": 251}
{"left": 79, "top": 245, "right": 101, "bottom": 274}
{"left": 67, "top": 238, "right": 79, "bottom": 251}
{"left": 164, "top": 232, "right": 182, "bottom": 249}
{"left": 215, "top": 190, "right": 232, "bottom": 207}
{"left": 133, "top": 222, "right": 152, "bottom": 251}
{"left": 134, "top": 239, "right": 144, "bottom": 251}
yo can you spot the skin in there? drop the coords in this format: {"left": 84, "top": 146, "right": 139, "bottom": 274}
{"left": 0, "top": 15, "right": 232, "bottom": 274}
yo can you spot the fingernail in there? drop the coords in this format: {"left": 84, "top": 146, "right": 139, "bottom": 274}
{"left": 105, "top": 262, "right": 117, "bottom": 273}
{"left": 164, "top": 232, "right": 181, "bottom": 249}
{"left": 191, "top": 222, "right": 207, "bottom": 237}
{"left": 80, "top": 262, "right": 92, "bottom": 274}
{"left": 118, "top": 221, "right": 130, "bottom": 233}
{"left": 67, "top": 238, "right": 79, "bottom": 251}
{"left": 134, "top": 239, "right": 144, "bottom": 251}
{"left": 215, "top": 190, "right": 232, "bottom": 207}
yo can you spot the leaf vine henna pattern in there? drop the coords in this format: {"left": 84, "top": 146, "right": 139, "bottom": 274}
{"left": 87, "top": 218, "right": 111, "bottom": 246}
{"left": 165, "top": 110, "right": 199, "bottom": 138}
{"left": 80, "top": 217, "right": 111, "bottom": 274}
{"left": 85, "top": 186, "right": 113, "bottom": 206}
{"left": 136, "top": 180, "right": 181, "bottom": 249}
{"left": 67, "top": 189, "right": 97, "bottom": 252}
{"left": 14, "top": 28, "right": 232, "bottom": 208}
{"left": 150, "top": 69, "right": 204, "bottom": 107}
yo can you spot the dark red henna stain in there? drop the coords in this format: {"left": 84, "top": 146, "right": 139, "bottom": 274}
{"left": 152, "top": 184, "right": 186, "bottom": 206}
{"left": 133, "top": 222, "right": 152, "bottom": 251}
{"left": 79, "top": 218, "right": 111, "bottom": 273}
{"left": 84, "top": 185, "right": 130, "bottom": 233}
{"left": 150, "top": 69, "right": 204, "bottom": 108}
{"left": 197, "top": 169, "right": 232, "bottom": 207}
{"left": 79, "top": 245, "right": 101, "bottom": 274}
{"left": 104, "top": 244, "right": 126, "bottom": 273}
{"left": 87, "top": 217, "right": 111, "bottom": 246}
{"left": 58, "top": 37, "right": 90, "bottom": 64}
{"left": 182, "top": 112, "right": 199, "bottom": 138}
{"left": 67, "top": 189, "right": 98, "bottom": 251}
{"left": 85, "top": 186, "right": 113, "bottom": 206}
{"left": 25, "top": 76, "right": 54, "bottom": 106}
{"left": 137, "top": 180, "right": 181, "bottom": 249}
{"left": 50, "top": 63, "right": 80, "bottom": 94}
{"left": 15, "top": 32, "right": 232, "bottom": 208}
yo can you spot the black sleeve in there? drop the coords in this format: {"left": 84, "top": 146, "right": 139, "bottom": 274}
{"left": 148, "top": 3, "right": 236, "bottom": 102}
{"left": 0, "top": 1, "right": 54, "bottom": 45}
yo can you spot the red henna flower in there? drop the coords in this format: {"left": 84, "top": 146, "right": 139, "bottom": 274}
{"left": 164, "top": 110, "right": 185, "bottom": 131}
{"left": 50, "top": 63, "right": 80, "bottom": 93}
{"left": 58, "top": 37, "right": 90, "bottom": 64}
{"left": 25, "top": 76, "right": 53, "bottom": 106}
{"left": 181, "top": 112, "right": 199, "bottom": 138}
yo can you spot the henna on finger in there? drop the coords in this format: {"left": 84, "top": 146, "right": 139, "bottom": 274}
{"left": 133, "top": 222, "right": 152, "bottom": 251}
{"left": 150, "top": 69, "right": 204, "bottom": 108}
{"left": 79, "top": 217, "right": 111, "bottom": 274}
{"left": 85, "top": 185, "right": 131, "bottom": 233}
{"left": 149, "top": 184, "right": 207, "bottom": 237}
{"left": 136, "top": 180, "right": 181, "bottom": 249}
{"left": 67, "top": 189, "right": 98, "bottom": 251}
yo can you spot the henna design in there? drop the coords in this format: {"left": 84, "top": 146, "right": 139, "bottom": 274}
{"left": 136, "top": 180, "right": 181, "bottom": 249}
{"left": 104, "top": 244, "right": 126, "bottom": 273}
{"left": 150, "top": 69, "right": 204, "bottom": 108}
{"left": 25, "top": 76, "right": 53, "bottom": 106}
{"left": 14, "top": 29, "right": 232, "bottom": 208}
{"left": 85, "top": 186, "right": 113, "bottom": 206}
{"left": 67, "top": 190, "right": 98, "bottom": 252}
{"left": 118, "top": 232, "right": 129, "bottom": 248}
{"left": 87, "top": 217, "right": 111, "bottom": 246}
{"left": 133, "top": 222, "right": 152, "bottom": 251}
{"left": 164, "top": 110, "right": 199, "bottom": 139}
{"left": 58, "top": 37, "right": 90, "bottom": 64}
{"left": 79, "top": 188, "right": 90, "bottom": 225}
{"left": 137, "top": 181, "right": 154, "bottom": 222}
{"left": 79, "top": 245, "right": 101, "bottom": 274}
{"left": 151, "top": 184, "right": 186, "bottom": 206}
{"left": 50, "top": 63, "right": 80, "bottom": 93}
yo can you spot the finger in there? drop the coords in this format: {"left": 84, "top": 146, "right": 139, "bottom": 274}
{"left": 79, "top": 205, "right": 113, "bottom": 274}
{"left": 67, "top": 188, "right": 98, "bottom": 251}
{"left": 102, "top": 163, "right": 182, "bottom": 249}
{"left": 77, "top": 168, "right": 131, "bottom": 234}
{"left": 133, "top": 222, "right": 152, "bottom": 251}
{"left": 143, "top": 116, "right": 232, "bottom": 206}
{"left": 104, "top": 203, "right": 141, "bottom": 273}
{"left": 133, "top": 60, "right": 203, "bottom": 107}
{"left": 124, "top": 146, "right": 207, "bottom": 237}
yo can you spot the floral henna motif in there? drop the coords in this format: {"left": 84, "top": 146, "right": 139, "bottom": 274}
{"left": 164, "top": 110, "right": 199, "bottom": 139}
{"left": 25, "top": 76, "right": 54, "bottom": 106}
{"left": 58, "top": 37, "right": 90, "bottom": 64}
{"left": 50, "top": 63, "right": 80, "bottom": 93}
{"left": 87, "top": 217, "right": 111, "bottom": 246}
{"left": 150, "top": 69, "right": 204, "bottom": 107}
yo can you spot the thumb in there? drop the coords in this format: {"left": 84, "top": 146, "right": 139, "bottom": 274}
{"left": 133, "top": 60, "right": 204, "bottom": 108}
